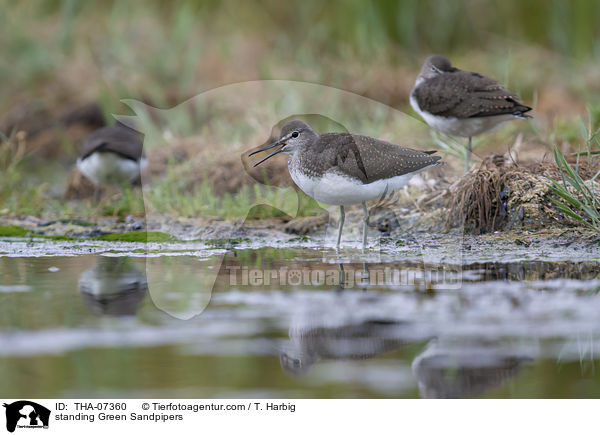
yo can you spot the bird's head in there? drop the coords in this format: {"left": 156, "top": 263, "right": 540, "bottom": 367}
{"left": 418, "top": 54, "right": 454, "bottom": 81}
{"left": 249, "top": 120, "right": 317, "bottom": 166}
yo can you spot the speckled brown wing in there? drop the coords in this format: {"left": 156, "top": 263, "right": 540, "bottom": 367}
{"left": 413, "top": 71, "right": 532, "bottom": 119}
{"left": 305, "top": 133, "right": 441, "bottom": 184}
{"left": 80, "top": 125, "right": 144, "bottom": 161}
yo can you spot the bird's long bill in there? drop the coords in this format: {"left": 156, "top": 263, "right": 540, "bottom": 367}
{"left": 249, "top": 139, "right": 284, "bottom": 167}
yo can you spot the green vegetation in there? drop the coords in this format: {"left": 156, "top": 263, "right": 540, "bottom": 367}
{"left": 51, "top": 188, "right": 146, "bottom": 220}
{"left": 96, "top": 231, "right": 175, "bottom": 243}
{"left": 0, "top": 225, "right": 30, "bottom": 238}
{"left": 3, "top": 0, "right": 600, "bottom": 120}
{"left": 145, "top": 178, "right": 316, "bottom": 220}
{"left": 0, "top": 132, "right": 49, "bottom": 216}
{"left": 548, "top": 124, "right": 600, "bottom": 232}
{"left": 0, "top": 224, "right": 171, "bottom": 243}
{"left": 0, "top": 224, "right": 77, "bottom": 240}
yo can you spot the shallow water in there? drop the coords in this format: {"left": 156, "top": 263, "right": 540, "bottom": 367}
{"left": 1, "top": 237, "right": 600, "bottom": 398}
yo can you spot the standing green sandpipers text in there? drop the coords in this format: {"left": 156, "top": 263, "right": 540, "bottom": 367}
{"left": 410, "top": 54, "right": 532, "bottom": 172}
{"left": 249, "top": 120, "right": 441, "bottom": 250}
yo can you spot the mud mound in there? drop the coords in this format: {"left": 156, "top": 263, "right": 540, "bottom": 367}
{"left": 64, "top": 169, "right": 97, "bottom": 199}
{"left": 447, "top": 154, "right": 600, "bottom": 233}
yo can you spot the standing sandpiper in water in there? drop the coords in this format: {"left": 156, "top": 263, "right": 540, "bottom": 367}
{"left": 410, "top": 55, "right": 532, "bottom": 172}
{"left": 249, "top": 120, "right": 441, "bottom": 250}
{"left": 77, "top": 123, "right": 147, "bottom": 199}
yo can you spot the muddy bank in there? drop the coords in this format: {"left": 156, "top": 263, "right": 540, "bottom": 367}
{"left": 1, "top": 214, "right": 599, "bottom": 266}
{"left": 445, "top": 155, "right": 600, "bottom": 233}
{"left": 2, "top": 152, "right": 600, "bottom": 250}
{"left": 0, "top": 214, "right": 289, "bottom": 242}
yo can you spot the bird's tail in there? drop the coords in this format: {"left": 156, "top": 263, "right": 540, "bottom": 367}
{"left": 513, "top": 104, "right": 533, "bottom": 119}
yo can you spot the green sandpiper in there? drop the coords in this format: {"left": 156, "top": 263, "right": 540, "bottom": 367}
{"left": 77, "top": 123, "right": 147, "bottom": 197}
{"left": 410, "top": 54, "right": 532, "bottom": 172}
{"left": 249, "top": 120, "right": 441, "bottom": 250}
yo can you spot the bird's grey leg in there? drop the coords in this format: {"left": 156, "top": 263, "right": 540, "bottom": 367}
{"left": 336, "top": 205, "right": 345, "bottom": 250}
{"left": 464, "top": 136, "right": 472, "bottom": 173}
{"left": 376, "top": 184, "right": 389, "bottom": 206}
{"left": 337, "top": 263, "right": 345, "bottom": 291}
{"left": 93, "top": 186, "right": 101, "bottom": 202}
{"left": 362, "top": 201, "right": 369, "bottom": 252}
{"left": 361, "top": 262, "right": 369, "bottom": 292}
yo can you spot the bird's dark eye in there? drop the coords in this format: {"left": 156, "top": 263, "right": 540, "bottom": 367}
{"left": 291, "top": 131, "right": 299, "bottom": 138}
{"left": 430, "top": 66, "right": 436, "bottom": 71}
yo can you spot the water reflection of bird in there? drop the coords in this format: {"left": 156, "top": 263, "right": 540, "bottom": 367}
{"left": 277, "top": 295, "right": 532, "bottom": 398}
{"left": 411, "top": 339, "right": 532, "bottom": 398}
{"left": 78, "top": 256, "right": 147, "bottom": 316}
{"left": 279, "top": 261, "right": 419, "bottom": 375}
{"left": 280, "top": 319, "right": 410, "bottom": 376}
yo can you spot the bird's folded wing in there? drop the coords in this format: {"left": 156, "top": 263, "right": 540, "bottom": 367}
{"left": 80, "top": 128, "right": 144, "bottom": 161}
{"left": 413, "top": 71, "right": 531, "bottom": 118}
{"left": 323, "top": 134, "right": 441, "bottom": 184}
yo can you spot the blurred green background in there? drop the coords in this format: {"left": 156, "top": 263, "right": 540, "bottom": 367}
{"left": 2, "top": 0, "right": 599, "bottom": 117}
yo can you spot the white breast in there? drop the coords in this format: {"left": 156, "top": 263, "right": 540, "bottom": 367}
{"left": 77, "top": 152, "right": 147, "bottom": 186}
{"left": 289, "top": 166, "right": 425, "bottom": 206}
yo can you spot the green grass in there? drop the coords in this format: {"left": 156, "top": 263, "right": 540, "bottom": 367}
{"left": 96, "top": 231, "right": 175, "bottom": 242}
{"left": 0, "top": 225, "right": 30, "bottom": 237}
{"left": 547, "top": 125, "right": 600, "bottom": 232}
{"left": 49, "top": 186, "right": 146, "bottom": 220}
{"left": 146, "top": 181, "right": 319, "bottom": 220}
{"left": 0, "top": 132, "right": 49, "bottom": 216}
{"left": 43, "top": 234, "right": 78, "bottom": 241}
{"left": 0, "top": 152, "right": 319, "bottom": 221}
{"left": 0, "top": 225, "right": 174, "bottom": 243}
{"left": 141, "top": 157, "right": 321, "bottom": 220}
{"left": 100, "top": 187, "right": 146, "bottom": 217}
{"left": 0, "top": 224, "right": 76, "bottom": 240}
{"left": 0, "top": 225, "right": 252, "bottom": 245}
